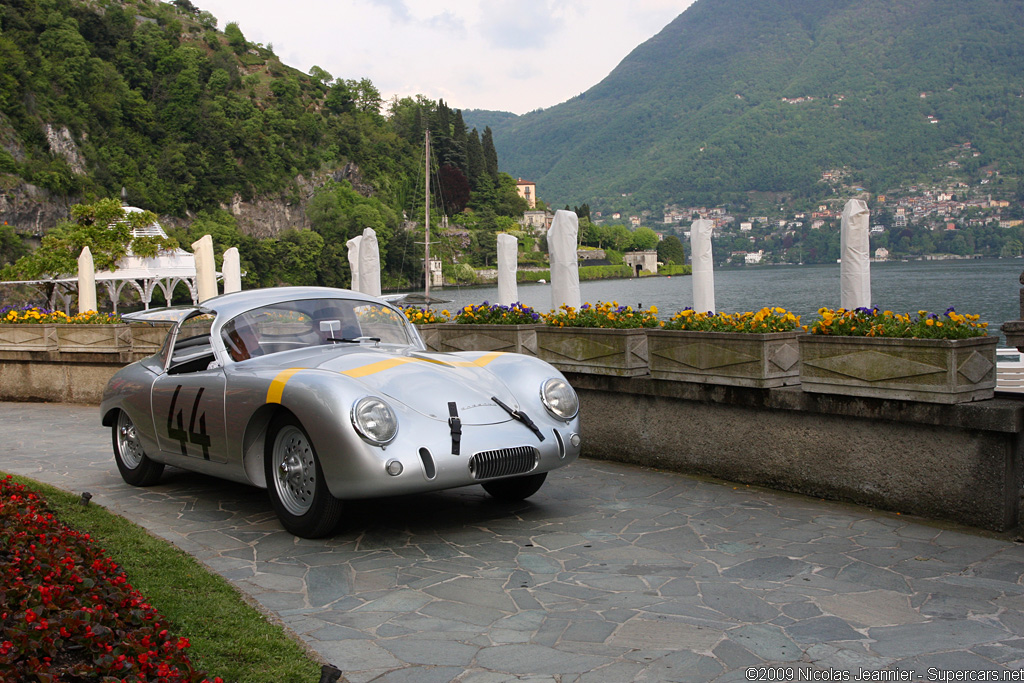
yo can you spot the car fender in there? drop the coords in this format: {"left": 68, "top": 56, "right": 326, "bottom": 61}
{"left": 234, "top": 366, "right": 402, "bottom": 498}
{"left": 100, "top": 362, "right": 162, "bottom": 459}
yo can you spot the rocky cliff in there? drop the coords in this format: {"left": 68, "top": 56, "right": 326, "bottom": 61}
{"left": 1, "top": 162, "right": 375, "bottom": 240}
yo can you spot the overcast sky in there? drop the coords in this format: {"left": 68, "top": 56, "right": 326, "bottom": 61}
{"left": 194, "top": 0, "right": 696, "bottom": 115}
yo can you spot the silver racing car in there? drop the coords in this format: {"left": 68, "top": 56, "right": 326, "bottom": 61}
{"left": 100, "top": 287, "right": 581, "bottom": 537}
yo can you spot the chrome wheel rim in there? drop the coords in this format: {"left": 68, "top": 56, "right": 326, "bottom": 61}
{"left": 272, "top": 425, "right": 316, "bottom": 516}
{"left": 117, "top": 411, "right": 145, "bottom": 469}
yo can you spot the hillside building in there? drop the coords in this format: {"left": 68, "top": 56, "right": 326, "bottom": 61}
{"left": 520, "top": 210, "right": 552, "bottom": 233}
{"left": 515, "top": 179, "right": 536, "bottom": 209}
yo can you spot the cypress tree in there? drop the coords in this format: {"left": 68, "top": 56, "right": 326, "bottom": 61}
{"left": 466, "top": 128, "right": 484, "bottom": 188}
{"left": 451, "top": 109, "right": 469, "bottom": 176}
{"left": 482, "top": 126, "right": 499, "bottom": 181}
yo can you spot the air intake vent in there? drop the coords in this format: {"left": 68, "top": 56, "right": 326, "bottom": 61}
{"left": 469, "top": 446, "right": 538, "bottom": 480}
{"left": 419, "top": 448, "right": 436, "bottom": 480}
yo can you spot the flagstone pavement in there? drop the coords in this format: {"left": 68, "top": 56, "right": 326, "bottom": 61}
{"left": 4, "top": 401, "right": 1024, "bottom": 682}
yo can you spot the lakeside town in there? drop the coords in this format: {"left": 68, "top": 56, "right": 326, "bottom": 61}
{"left": 575, "top": 157, "right": 1024, "bottom": 268}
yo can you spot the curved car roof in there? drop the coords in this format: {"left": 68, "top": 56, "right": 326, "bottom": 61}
{"left": 125, "top": 287, "right": 389, "bottom": 324}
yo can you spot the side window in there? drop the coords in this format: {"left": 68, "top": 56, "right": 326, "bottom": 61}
{"left": 168, "top": 314, "right": 216, "bottom": 374}
{"left": 223, "top": 306, "right": 320, "bottom": 359}
{"left": 222, "top": 313, "right": 261, "bottom": 362}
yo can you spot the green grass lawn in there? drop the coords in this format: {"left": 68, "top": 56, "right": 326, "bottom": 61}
{"left": 3, "top": 473, "right": 325, "bottom": 683}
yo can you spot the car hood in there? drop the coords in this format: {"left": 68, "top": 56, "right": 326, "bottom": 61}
{"left": 312, "top": 347, "right": 520, "bottom": 425}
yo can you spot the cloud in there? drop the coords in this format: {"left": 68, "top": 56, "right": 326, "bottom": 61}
{"left": 426, "top": 10, "right": 465, "bottom": 33}
{"left": 479, "top": 0, "right": 561, "bottom": 50}
{"left": 368, "top": 0, "right": 411, "bottom": 23}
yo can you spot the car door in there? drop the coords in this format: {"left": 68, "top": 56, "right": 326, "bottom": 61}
{"left": 150, "top": 313, "right": 229, "bottom": 464}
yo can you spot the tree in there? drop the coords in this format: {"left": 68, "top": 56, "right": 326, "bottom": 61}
{"left": 1, "top": 199, "right": 173, "bottom": 280}
{"left": 466, "top": 128, "right": 484, "bottom": 187}
{"left": 470, "top": 229, "right": 498, "bottom": 267}
{"left": 481, "top": 126, "right": 499, "bottom": 181}
{"left": 308, "top": 65, "right": 333, "bottom": 86}
{"left": 224, "top": 22, "right": 246, "bottom": 54}
{"left": 437, "top": 164, "right": 470, "bottom": 215}
{"left": 629, "top": 227, "right": 659, "bottom": 251}
{"left": 657, "top": 235, "right": 686, "bottom": 264}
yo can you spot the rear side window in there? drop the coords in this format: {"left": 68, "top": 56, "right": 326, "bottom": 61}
{"left": 168, "top": 313, "right": 216, "bottom": 374}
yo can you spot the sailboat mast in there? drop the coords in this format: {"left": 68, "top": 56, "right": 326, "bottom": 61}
{"left": 424, "top": 130, "right": 431, "bottom": 299}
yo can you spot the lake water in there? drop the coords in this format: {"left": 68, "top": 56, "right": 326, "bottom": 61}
{"left": 414, "top": 259, "right": 1024, "bottom": 343}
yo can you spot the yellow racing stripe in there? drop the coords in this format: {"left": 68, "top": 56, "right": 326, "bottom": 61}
{"left": 266, "top": 368, "right": 304, "bottom": 403}
{"left": 341, "top": 357, "right": 422, "bottom": 378}
{"left": 341, "top": 352, "right": 506, "bottom": 378}
{"left": 267, "top": 353, "right": 508, "bottom": 396}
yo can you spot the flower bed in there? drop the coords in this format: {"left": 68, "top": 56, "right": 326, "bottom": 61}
{"left": 0, "top": 476, "right": 222, "bottom": 682}
{"left": 2, "top": 306, "right": 122, "bottom": 325}
{"left": 662, "top": 307, "right": 801, "bottom": 333}
{"left": 401, "top": 307, "right": 450, "bottom": 325}
{"left": 807, "top": 307, "right": 989, "bottom": 339}
{"left": 453, "top": 302, "right": 541, "bottom": 325}
{"left": 543, "top": 301, "right": 661, "bottom": 330}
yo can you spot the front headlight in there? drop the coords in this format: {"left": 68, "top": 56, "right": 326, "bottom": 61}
{"left": 351, "top": 396, "right": 398, "bottom": 445}
{"left": 540, "top": 378, "right": 579, "bottom": 420}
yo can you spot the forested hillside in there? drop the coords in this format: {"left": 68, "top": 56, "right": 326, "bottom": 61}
{"left": 0, "top": 0, "right": 526, "bottom": 289}
{"left": 491, "top": 0, "right": 1024, "bottom": 213}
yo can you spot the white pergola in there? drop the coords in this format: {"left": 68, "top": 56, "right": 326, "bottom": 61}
{"left": 1, "top": 207, "right": 219, "bottom": 313}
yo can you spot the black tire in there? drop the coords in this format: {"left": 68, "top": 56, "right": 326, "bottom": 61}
{"left": 265, "top": 413, "right": 343, "bottom": 538}
{"left": 482, "top": 472, "right": 547, "bottom": 501}
{"left": 112, "top": 410, "right": 164, "bottom": 486}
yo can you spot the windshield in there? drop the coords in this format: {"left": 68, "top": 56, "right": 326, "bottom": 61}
{"left": 221, "top": 298, "right": 414, "bottom": 361}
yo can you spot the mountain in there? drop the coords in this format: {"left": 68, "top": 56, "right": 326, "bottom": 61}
{"left": 461, "top": 109, "right": 519, "bottom": 136}
{"left": 491, "top": 0, "right": 1024, "bottom": 212}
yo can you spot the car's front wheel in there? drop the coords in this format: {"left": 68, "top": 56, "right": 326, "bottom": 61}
{"left": 112, "top": 410, "right": 164, "bottom": 486}
{"left": 265, "top": 413, "right": 343, "bottom": 538}
{"left": 482, "top": 472, "right": 547, "bottom": 501}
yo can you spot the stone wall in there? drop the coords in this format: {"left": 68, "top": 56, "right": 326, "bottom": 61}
{"left": 568, "top": 372, "right": 1024, "bottom": 532}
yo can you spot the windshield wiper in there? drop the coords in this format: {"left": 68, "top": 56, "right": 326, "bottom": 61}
{"left": 325, "top": 336, "right": 381, "bottom": 344}
{"left": 491, "top": 396, "right": 545, "bottom": 442}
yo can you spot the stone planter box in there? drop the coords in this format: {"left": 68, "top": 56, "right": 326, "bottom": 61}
{"left": 0, "top": 324, "right": 58, "bottom": 353}
{"left": 799, "top": 334, "right": 998, "bottom": 403}
{"left": 431, "top": 323, "right": 539, "bottom": 356}
{"left": 647, "top": 329, "right": 802, "bottom": 388}
{"left": 0, "top": 323, "right": 171, "bottom": 362}
{"left": 535, "top": 326, "right": 649, "bottom": 377}
{"left": 54, "top": 323, "right": 132, "bottom": 353}
{"left": 130, "top": 322, "right": 171, "bottom": 357}
{"left": 413, "top": 323, "right": 442, "bottom": 352}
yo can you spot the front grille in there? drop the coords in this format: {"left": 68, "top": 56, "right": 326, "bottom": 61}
{"left": 469, "top": 446, "right": 538, "bottom": 480}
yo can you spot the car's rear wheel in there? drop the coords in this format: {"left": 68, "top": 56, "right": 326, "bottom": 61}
{"left": 482, "top": 472, "right": 547, "bottom": 501}
{"left": 112, "top": 410, "right": 164, "bottom": 486}
{"left": 265, "top": 413, "right": 343, "bottom": 538}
